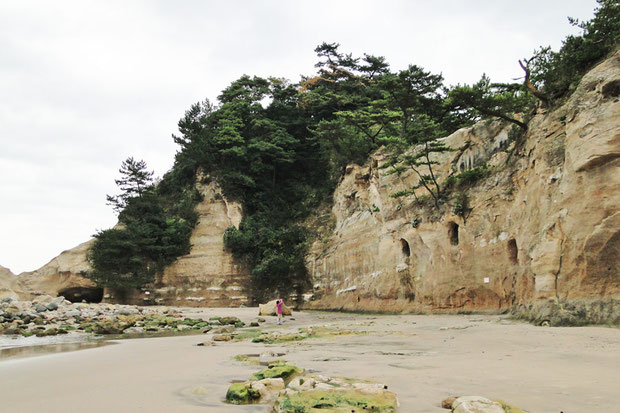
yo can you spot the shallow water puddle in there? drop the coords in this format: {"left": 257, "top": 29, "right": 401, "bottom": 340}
{"left": 0, "top": 339, "right": 113, "bottom": 361}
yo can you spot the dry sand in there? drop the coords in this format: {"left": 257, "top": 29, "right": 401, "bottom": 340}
{"left": 1, "top": 307, "right": 619, "bottom": 413}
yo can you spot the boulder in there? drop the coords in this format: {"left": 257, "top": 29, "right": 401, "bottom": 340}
{"left": 452, "top": 396, "right": 506, "bottom": 413}
{"left": 212, "top": 334, "right": 232, "bottom": 342}
{"left": 258, "top": 300, "right": 292, "bottom": 316}
{"left": 442, "top": 396, "right": 458, "bottom": 409}
{"left": 225, "top": 382, "right": 261, "bottom": 404}
{"left": 250, "top": 378, "right": 285, "bottom": 399}
{"left": 219, "top": 316, "right": 242, "bottom": 325}
{"left": 259, "top": 351, "right": 282, "bottom": 365}
{"left": 251, "top": 364, "right": 300, "bottom": 381}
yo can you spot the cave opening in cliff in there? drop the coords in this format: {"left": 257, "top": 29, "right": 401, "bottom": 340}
{"left": 58, "top": 287, "right": 104, "bottom": 303}
{"left": 448, "top": 222, "right": 459, "bottom": 245}
{"left": 508, "top": 238, "right": 518, "bottom": 264}
{"left": 400, "top": 238, "right": 411, "bottom": 258}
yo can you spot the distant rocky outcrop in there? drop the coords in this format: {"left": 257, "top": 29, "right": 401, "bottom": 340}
{"left": 17, "top": 240, "right": 96, "bottom": 299}
{"left": 0, "top": 265, "right": 23, "bottom": 300}
{"left": 11, "top": 179, "right": 250, "bottom": 306}
{"left": 304, "top": 52, "right": 620, "bottom": 318}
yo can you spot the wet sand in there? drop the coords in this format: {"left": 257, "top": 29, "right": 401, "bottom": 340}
{"left": 1, "top": 308, "right": 618, "bottom": 412}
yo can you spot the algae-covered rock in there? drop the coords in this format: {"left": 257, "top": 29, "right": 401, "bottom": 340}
{"left": 252, "top": 364, "right": 301, "bottom": 381}
{"left": 274, "top": 388, "right": 398, "bottom": 412}
{"left": 225, "top": 382, "right": 261, "bottom": 404}
{"left": 219, "top": 316, "right": 242, "bottom": 325}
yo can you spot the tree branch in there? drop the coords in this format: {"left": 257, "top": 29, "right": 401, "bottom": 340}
{"left": 519, "top": 59, "right": 549, "bottom": 103}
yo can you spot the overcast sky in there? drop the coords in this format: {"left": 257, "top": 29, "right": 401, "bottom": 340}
{"left": 0, "top": 0, "right": 597, "bottom": 274}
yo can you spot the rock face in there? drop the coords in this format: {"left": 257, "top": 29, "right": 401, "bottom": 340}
{"left": 0, "top": 265, "right": 23, "bottom": 300}
{"left": 10, "top": 180, "right": 249, "bottom": 306}
{"left": 97, "top": 180, "right": 249, "bottom": 306}
{"left": 148, "top": 180, "right": 249, "bottom": 306}
{"left": 259, "top": 300, "right": 293, "bottom": 316}
{"left": 304, "top": 53, "right": 620, "bottom": 314}
{"left": 17, "top": 240, "right": 97, "bottom": 300}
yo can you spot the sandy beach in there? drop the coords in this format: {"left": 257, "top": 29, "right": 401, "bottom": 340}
{"left": 1, "top": 308, "right": 619, "bottom": 413}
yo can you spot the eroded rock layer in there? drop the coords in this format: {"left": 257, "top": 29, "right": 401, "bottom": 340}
{"left": 5, "top": 180, "right": 249, "bottom": 306}
{"left": 100, "top": 180, "right": 250, "bottom": 306}
{"left": 304, "top": 53, "right": 620, "bottom": 314}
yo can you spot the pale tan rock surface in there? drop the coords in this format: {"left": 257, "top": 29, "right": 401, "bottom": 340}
{"left": 13, "top": 180, "right": 249, "bottom": 306}
{"left": 0, "top": 265, "right": 23, "bottom": 300}
{"left": 259, "top": 299, "right": 293, "bottom": 316}
{"left": 17, "top": 240, "right": 96, "bottom": 299}
{"left": 304, "top": 53, "right": 620, "bottom": 314}
{"left": 452, "top": 396, "right": 506, "bottom": 413}
{"left": 151, "top": 180, "right": 249, "bottom": 306}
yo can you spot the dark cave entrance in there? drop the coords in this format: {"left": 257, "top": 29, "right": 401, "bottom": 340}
{"left": 58, "top": 287, "right": 104, "bottom": 303}
{"left": 400, "top": 238, "right": 411, "bottom": 258}
{"left": 508, "top": 238, "right": 518, "bottom": 264}
{"left": 448, "top": 222, "right": 459, "bottom": 245}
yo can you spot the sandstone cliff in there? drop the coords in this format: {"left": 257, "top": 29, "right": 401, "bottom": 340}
{"left": 10, "top": 54, "right": 618, "bottom": 318}
{"left": 304, "top": 53, "right": 620, "bottom": 318}
{"left": 9, "top": 180, "right": 249, "bottom": 306}
{"left": 16, "top": 240, "right": 96, "bottom": 300}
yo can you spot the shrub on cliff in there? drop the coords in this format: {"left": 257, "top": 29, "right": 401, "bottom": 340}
{"left": 526, "top": 0, "right": 620, "bottom": 101}
{"left": 88, "top": 158, "right": 196, "bottom": 289}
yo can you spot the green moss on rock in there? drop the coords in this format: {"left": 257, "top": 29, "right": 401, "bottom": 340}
{"left": 276, "top": 389, "right": 398, "bottom": 412}
{"left": 225, "top": 382, "right": 261, "bottom": 404}
{"left": 219, "top": 316, "right": 242, "bottom": 325}
{"left": 252, "top": 364, "right": 301, "bottom": 381}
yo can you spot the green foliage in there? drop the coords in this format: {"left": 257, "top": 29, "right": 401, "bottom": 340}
{"left": 106, "top": 157, "right": 154, "bottom": 213}
{"left": 528, "top": 0, "right": 619, "bottom": 99}
{"left": 452, "top": 192, "right": 470, "bottom": 219}
{"left": 445, "top": 165, "right": 489, "bottom": 189}
{"left": 447, "top": 76, "right": 533, "bottom": 130}
{"left": 88, "top": 158, "right": 197, "bottom": 289}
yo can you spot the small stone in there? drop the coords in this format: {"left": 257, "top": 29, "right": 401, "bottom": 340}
{"left": 212, "top": 334, "right": 232, "bottom": 342}
{"left": 45, "top": 302, "right": 59, "bottom": 311}
{"left": 250, "top": 322, "right": 259, "bottom": 327}
{"left": 452, "top": 396, "right": 505, "bottom": 413}
{"left": 259, "top": 351, "right": 281, "bottom": 365}
{"left": 213, "top": 326, "right": 235, "bottom": 334}
{"left": 257, "top": 318, "right": 266, "bottom": 323}
{"left": 442, "top": 396, "right": 458, "bottom": 409}
{"left": 35, "top": 304, "right": 47, "bottom": 313}
{"left": 219, "top": 316, "right": 241, "bottom": 325}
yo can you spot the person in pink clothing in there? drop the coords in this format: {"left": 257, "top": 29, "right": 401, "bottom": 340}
{"left": 276, "top": 299, "right": 283, "bottom": 325}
